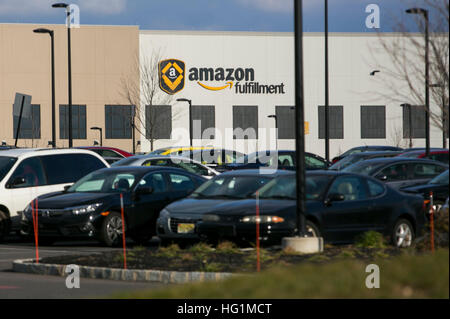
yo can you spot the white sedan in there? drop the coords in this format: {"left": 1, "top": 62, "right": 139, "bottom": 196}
{"left": 111, "top": 155, "right": 219, "bottom": 179}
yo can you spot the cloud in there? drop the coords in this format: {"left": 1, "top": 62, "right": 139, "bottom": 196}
{"left": 0, "top": 0, "right": 126, "bottom": 16}
{"left": 235, "top": 0, "right": 293, "bottom": 13}
{"left": 78, "top": 0, "right": 126, "bottom": 15}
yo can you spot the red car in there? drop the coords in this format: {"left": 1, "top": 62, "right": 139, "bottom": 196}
{"left": 396, "top": 149, "right": 448, "bottom": 164}
{"left": 77, "top": 146, "right": 133, "bottom": 164}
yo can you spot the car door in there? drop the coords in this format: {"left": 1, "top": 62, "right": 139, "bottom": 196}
{"left": 365, "top": 179, "right": 392, "bottom": 232}
{"left": 321, "top": 175, "right": 372, "bottom": 243}
{"left": 129, "top": 172, "right": 171, "bottom": 233}
{"left": 374, "top": 162, "right": 411, "bottom": 189}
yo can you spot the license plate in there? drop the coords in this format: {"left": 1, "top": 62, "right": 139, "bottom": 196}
{"left": 177, "top": 223, "right": 195, "bottom": 234}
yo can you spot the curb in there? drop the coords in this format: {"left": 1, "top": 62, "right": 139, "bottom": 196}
{"left": 13, "top": 258, "right": 236, "bottom": 284}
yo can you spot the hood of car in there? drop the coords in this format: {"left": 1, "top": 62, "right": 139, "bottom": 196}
{"left": 165, "top": 198, "right": 247, "bottom": 215}
{"left": 402, "top": 183, "right": 447, "bottom": 194}
{"left": 34, "top": 192, "right": 115, "bottom": 209}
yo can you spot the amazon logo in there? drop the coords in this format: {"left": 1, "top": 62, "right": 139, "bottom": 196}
{"left": 188, "top": 67, "right": 255, "bottom": 91}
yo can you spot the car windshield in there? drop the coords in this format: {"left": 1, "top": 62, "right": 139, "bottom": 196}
{"left": 191, "top": 175, "right": 271, "bottom": 199}
{"left": 0, "top": 156, "right": 17, "bottom": 182}
{"left": 68, "top": 170, "right": 139, "bottom": 193}
{"left": 329, "top": 154, "right": 362, "bottom": 170}
{"left": 110, "top": 156, "right": 140, "bottom": 167}
{"left": 429, "top": 170, "right": 449, "bottom": 185}
{"left": 342, "top": 160, "right": 383, "bottom": 175}
{"left": 257, "top": 175, "right": 333, "bottom": 200}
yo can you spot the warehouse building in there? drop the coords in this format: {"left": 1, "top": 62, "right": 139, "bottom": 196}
{"left": 0, "top": 24, "right": 447, "bottom": 158}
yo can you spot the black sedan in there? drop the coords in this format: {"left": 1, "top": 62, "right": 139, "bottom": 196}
{"left": 197, "top": 171, "right": 427, "bottom": 247}
{"left": 156, "top": 169, "right": 292, "bottom": 243}
{"left": 20, "top": 166, "right": 206, "bottom": 246}
{"left": 342, "top": 157, "right": 448, "bottom": 189}
{"left": 402, "top": 169, "right": 449, "bottom": 211}
{"left": 222, "top": 150, "right": 330, "bottom": 171}
{"left": 328, "top": 151, "right": 402, "bottom": 171}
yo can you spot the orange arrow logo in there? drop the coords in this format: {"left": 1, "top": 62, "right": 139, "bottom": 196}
{"left": 197, "top": 81, "right": 233, "bottom": 91}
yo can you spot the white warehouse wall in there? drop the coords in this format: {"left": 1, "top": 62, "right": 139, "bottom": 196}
{"left": 139, "top": 30, "right": 447, "bottom": 158}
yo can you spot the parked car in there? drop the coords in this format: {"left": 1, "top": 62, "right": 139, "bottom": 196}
{"left": 147, "top": 146, "right": 214, "bottom": 156}
{"left": 111, "top": 155, "right": 219, "bottom": 179}
{"left": 222, "top": 150, "right": 330, "bottom": 171}
{"left": 196, "top": 171, "right": 427, "bottom": 247}
{"left": 77, "top": 146, "right": 134, "bottom": 165}
{"left": 331, "top": 146, "right": 404, "bottom": 164}
{"left": 396, "top": 149, "right": 449, "bottom": 164}
{"left": 328, "top": 151, "right": 402, "bottom": 171}
{"left": 156, "top": 169, "right": 292, "bottom": 243}
{"left": 0, "top": 148, "right": 109, "bottom": 241}
{"left": 20, "top": 166, "right": 206, "bottom": 246}
{"left": 342, "top": 158, "right": 448, "bottom": 189}
{"left": 178, "top": 149, "right": 245, "bottom": 172}
{"left": 402, "top": 170, "right": 449, "bottom": 212}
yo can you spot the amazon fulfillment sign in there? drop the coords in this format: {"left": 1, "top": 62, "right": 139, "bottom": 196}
{"left": 159, "top": 60, "right": 286, "bottom": 95}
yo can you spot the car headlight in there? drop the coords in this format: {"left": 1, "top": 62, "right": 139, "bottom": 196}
{"left": 71, "top": 203, "right": 102, "bottom": 215}
{"left": 202, "top": 214, "right": 220, "bottom": 222}
{"left": 159, "top": 209, "right": 170, "bottom": 219}
{"left": 240, "top": 215, "right": 285, "bottom": 224}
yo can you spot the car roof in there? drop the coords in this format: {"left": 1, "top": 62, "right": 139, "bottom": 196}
{"left": 350, "top": 145, "right": 402, "bottom": 150}
{"left": 350, "top": 157, "right": 448, "bottom": 166}
{"left": 399, "top": 149, "right": 449, "bottom": 155}
{"left": 0, "top": 148, "right": 103, "bottom": 158}
{"left": 95, "top": 165, "right": 200, "bottom": 175}
{"left": 219, "top": 169, "right": 295, "bottom": 177}
{"left": 349, "top": 151, "right": 402, "bottom": 157}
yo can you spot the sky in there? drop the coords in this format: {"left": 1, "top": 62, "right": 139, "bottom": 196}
{"left": 0, "top": 0, "right": 440, "bottom": 32}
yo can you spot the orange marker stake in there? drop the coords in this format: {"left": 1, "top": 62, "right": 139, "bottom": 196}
{"left": 256, "top": 191, "right": 260, "bottom": 272}
{"left": 31, "top": 198, "right": 39, "bottom": 263}
{"left": 120, "top": 193, "right": 127, "bottom": 269}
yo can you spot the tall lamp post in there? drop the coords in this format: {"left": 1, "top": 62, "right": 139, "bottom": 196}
{"left": 267, "top": 115, "right": 278, "bottom": 150}
{"left": 406, "top": 7, "right": 430, "bottom": 156}
{"left": 53, "top": 2, "right": 73, "bottom": 147}
{"left": 324, "top": 0, "right": 330, "bottom": 162}
{"left": 430, "top": 83, "right": 447, "bottom": 148}
{"left": 90, "top": 127, "right": 102, "bottom": 146}
{"left": 401, "top": 103, "right": 413, "bottom": 148}
{"left": 33, "top": 28, "right": 56, "bottom": 148}
{"left": 177, "top": 98, "right": 193, "bottom": 147}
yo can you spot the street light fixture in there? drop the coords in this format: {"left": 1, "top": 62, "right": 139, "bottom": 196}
{"left": 33, "top": 28, "right": 56, "bottom": 148}
{"left": 406, "top": 7, "right": 430, "bottom": 156}
{"left": 53, "top": 2, "right": 74, "bottom": 148}
{"left": 90, "top": 127, "right": 102, "bottom": 146}
{"left": 401, "top": 103, "right": 413, "bottom": 148}
{"left": 176, "top": 98, "right": 193, "bottom": 147}
{"left": 370, "top": 70, "right": 380, "bottom": 76}
{"left": 267, "top": 115, "right": 278, "bottom": 150}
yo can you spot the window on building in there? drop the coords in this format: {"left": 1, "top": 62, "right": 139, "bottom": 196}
{"left": 318, "top": 105, "right": 344, "bottom": 139}
{"left": 59, "top": 104, "right": 86, "bottom": 139}
{"left": 145, "top": 105, "right": 172, "bottom": 140}
{"left": 192, "top": 105, "right": 215, "bottom": 139}
{"left": 105, "top": 105, "right": 133, "bottom": 139}
{"left": 403, "top": 105, "right": 426, "bottom": 139}
{"left": 12, "top": 104, "right": 41, "bottom": 139}
{"left": 360, "top": 105, "right": 386, "bottom": 138}
{"left": 275, "top": 106, "right": 295, "bottom": 139}
{"left": 233, "top": 105, "right": 258, "bottom": 139}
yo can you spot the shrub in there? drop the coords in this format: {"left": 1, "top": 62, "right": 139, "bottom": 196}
{"left": 355, "top": 231, "right": 386, "bottom": 249}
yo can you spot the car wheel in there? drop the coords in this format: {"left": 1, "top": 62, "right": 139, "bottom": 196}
{"left": 392, "top": 219, "right": 414, "bottom": 248}
{"left": 0, "top": 211, "right": 10, "bottom": 243}
{"left": 99, "top": 212, "right": 124, "bottom": 247}
{"left": 305, "top": 220, "right": 321, "bottom": 238}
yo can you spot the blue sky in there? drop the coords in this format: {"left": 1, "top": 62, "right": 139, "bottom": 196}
{"left": 0, "top": 0, "right": 435, "bottom": 32}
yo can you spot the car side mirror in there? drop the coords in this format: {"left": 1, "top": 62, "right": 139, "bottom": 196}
{"left": 8, "top": 177, "right": 26, "bottom": 188}
{"left": 376, "top": 174, "right": 388, "bottom": 181}
{"left": 325, "top": 193, "right": 345, "bottom": 206}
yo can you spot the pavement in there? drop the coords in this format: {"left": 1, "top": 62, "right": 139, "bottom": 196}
{"left": 0, "top": 236, "right": 170, "bottom": 299}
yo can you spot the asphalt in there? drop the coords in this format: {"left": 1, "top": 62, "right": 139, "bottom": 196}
{"left": 0, "top": 236, "right": 170, "bottom": 299}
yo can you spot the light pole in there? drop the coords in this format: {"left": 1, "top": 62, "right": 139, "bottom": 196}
{"left": 177, "top": 98, "right": 193, "bottom": 147}
{"left": 90, "top": 127, "right": 102, "bottom": 146}
{"left": 430, "top": 83, "right": 447, "bottom": 148}
{"left": 53, "top": 2, "right": 73, "bottom": 147}
{"left": 268, "top": 115, "right": 278, "bottom": 150}
{"left": 33, "top": 28, "right": 56, "bottom": 148}
{"left": 406, "top": 7, "right": 430, "bottom": 156}
{"left": 401, "top": 103, "right": 413, "bottom": 148}
{"left": 324, "top": 0, "right": 330, "bottom": 163}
